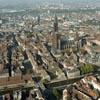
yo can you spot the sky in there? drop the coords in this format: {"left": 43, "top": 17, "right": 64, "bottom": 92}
{"left": 0, "top": 0, "right": 100, "bottom": 4}
{"left": 0, "top": 0, "right": 100, "bottom": 8}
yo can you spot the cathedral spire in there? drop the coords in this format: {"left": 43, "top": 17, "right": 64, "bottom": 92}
{"left": 37, "top": 15, "right": 40, "bottom": 25}
{"left": 54, "top": 15, "right": 58, "bottom": 32}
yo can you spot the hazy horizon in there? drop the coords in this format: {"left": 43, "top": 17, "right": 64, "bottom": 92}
{"left": 0, "top": 0, "right": 100, "bottom": 9}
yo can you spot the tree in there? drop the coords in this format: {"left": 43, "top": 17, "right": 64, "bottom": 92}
{"left": 52, "top": 88, "right": 62, "bottom": 100}
{"left": 80, "top": 63, "right": 94, "bottom": 75}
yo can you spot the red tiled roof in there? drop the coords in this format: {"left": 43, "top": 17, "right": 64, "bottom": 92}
{"left": 0, "top": 74, "right": 32, "bottom": 87}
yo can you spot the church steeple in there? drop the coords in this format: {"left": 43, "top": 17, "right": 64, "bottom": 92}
{"left": 37, "top": 15, "right": 40, "bottom": 25}
{"left": 54, "top": 15, "right": 58, "bottom": 32}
